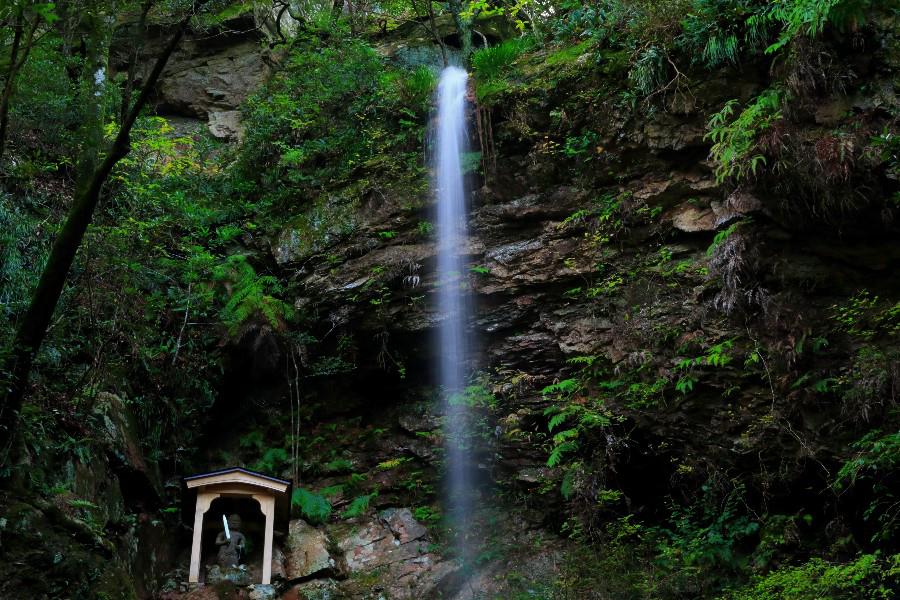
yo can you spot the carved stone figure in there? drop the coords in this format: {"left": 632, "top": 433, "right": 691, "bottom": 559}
{"left": 216, "top": 514, "right": 246, "bottom": 568}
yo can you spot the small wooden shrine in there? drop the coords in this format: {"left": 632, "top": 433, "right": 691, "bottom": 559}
{"left": 184, "top": 467, "right": 291, "bottom": 585}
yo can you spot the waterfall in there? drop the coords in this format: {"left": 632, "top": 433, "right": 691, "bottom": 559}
{"left": 433, "top": 66, "right": 473, "bottom": 560}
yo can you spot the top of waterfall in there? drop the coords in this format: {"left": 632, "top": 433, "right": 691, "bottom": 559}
{"left": 438, "top": 66, "right": 469, "bottom": 88}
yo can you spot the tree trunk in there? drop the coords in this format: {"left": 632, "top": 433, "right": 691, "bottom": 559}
{"left": 0, "top": 12, "right": 193, "bottom": 463}
{"left": 331, "top": 0, "right": 343, "bottom": 22}
{"left": 447, "top": 0, "right": 472, "bottom": 61}
{"left": 0, "top": 10, "right": 39, "bottom": 165}
{"left": 75, "top": 7, "right": 113, "bottom": 193}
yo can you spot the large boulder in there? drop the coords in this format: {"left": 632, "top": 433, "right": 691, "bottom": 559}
{"left": 284, "top": 520, "right": 335, "bottom": 580}
{"left": 332, "top": 509, "right": 458, "bottom": 599}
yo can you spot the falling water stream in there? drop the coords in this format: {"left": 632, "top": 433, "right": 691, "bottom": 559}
{"left": 434, "top": 66, "right": 473, "bottom": 561}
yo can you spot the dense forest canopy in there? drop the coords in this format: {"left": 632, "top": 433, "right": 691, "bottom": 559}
{"left": 0, "top": 0, "right": 899, "bottom": 598}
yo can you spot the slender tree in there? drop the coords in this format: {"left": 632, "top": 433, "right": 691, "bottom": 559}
{"left": 411, "top": 0, "right": 448, "bottom": 66}
{"left": 0, "top": 4, "right": 200, "bottom": 462}
{"left": 119, "top": 0, "right": 154, "bottom": 124}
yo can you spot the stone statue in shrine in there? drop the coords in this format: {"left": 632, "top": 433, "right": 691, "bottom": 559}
{"left": 215, "top": 514, "right": 246, "bottom": 568}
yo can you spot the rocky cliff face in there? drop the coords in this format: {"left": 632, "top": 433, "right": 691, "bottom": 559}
{"left": 273, "top": 35, "right": 898, "bottom": 493}
{"left": 112, "top": 14, "right": 274, "bottom": 139}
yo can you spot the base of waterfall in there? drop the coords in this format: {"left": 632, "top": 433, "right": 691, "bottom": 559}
{"left": 158, "top": 505, "right": 565, "bottom": 599}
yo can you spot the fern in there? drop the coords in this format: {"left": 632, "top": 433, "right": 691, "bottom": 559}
{"left": 292, "top": 488, "right": 332, "bottom": 524}
{"left": 629, "top": 45, "right": 668, "bottom": 96}
{"left": 703, "top": 34, "right": 739, "bottom": 67}
{"left": 706, "top": 220, "right": 746, "bottom": 256}
{"left": 341, "top": 493, "right": 376, "bottom": 519}
{"left": 561, "top": 469, "right": 577, "bottom": 500}
{"left": 706, "top": 89, "right": 783, "bottom": 184}
{"left": 253, "top": 447, "right": 289, "bottom": 474}
{"left": 548, "top": 440, "right": 578, "bottom": 467}
{"left": 760, "top": 0, "right": 873, "bottom": 55}
{"left": 548, "top": 412, "right": 569, "bottom": 432}
{"left": 552, "top": 428, "right": 579, "bottom": 446}
{"left": 541, "top": 378, "right": 580, "bottom": 395}
{"left": 214, "top": 254, "right": 293, "bottom": 334}
{"left": 567, "top": 355, "right": 598, "bottom": 366}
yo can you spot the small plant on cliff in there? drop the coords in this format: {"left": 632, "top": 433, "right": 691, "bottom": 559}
{"left": 472, "top": 37, "right": 531, "bottom": 80}
{"left": 342, "top": 492, "right": 377, "bottom": 519}
{"left": 214, "top": 254, "right": 293, "bottom": 334}
{"left": 706, "top": 88, "right": 784, "bottom": 184}
{"left": 397, "top": 65, "right": 438, "bottom": 108}
{"left": 675, "top": 339, "right": 735, "bottom": 394}
{"left": 754, "top": 0, "right": 876, "bottom": 55}
{"left": 292, "top": 487, "right": 332, "bottom": 524}
{"left": 542, "top": 359, "right": 617, "bottom": 469}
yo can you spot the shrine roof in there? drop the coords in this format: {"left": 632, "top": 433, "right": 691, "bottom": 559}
{"left": 184, "top": 467, "right": 290, "bottom": 493}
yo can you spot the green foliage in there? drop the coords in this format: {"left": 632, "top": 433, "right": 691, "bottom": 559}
{"left": 628, "top": 45, "right": 668, "bottom": 96}
{"left": 213, "top": 255, "right": 293, "bottom": 334}
{"left": 416, "top": 220, "right": 434, "bottom": 237}
{"left": 471, "top": 37, "right": 536, "bottom": 103}
{"left": 706, "top": 89, "right": 784, "bottom": 184}
{"left": 755, "top": 0, "right": 876, "bottom": 55}
{"left": 397, "top": 65, "right": 437, "bottom": 107}
{"left": 413, "top": 505, "right": 441, "bottom": 525}
{"left": 0, "top": 195, "right": 46, "bottom": 322}
{"left": 542, "top": 369, "right": 615, "bottom": 468}
{"left": 292, "top": 488, "right": 333, "bottom": 524}
{"left": 548, "top": 0, "right": 881, "bottom": 111}
{"left": 677, "top": 0, "right": 774, "bottom": 67}
{"left": 252, "top": 448, "right": 290, "bottom": 474}
{"left": 721, "top": 552, "right": 900, "bottom": 599}
{"left": 238, "top": 34, "right": 429, "bottom": 220}
{"left": 557, "top": 485, "right": 764, "bottom": 598}
{"left": 675, "top": 339, "right": 735, "bottom": 394}
{"left": 563, "top": 130, "right": 601, "bottom": 159}
{"left": 832, "top": 290, "right": 900, "bottom": 340}
{"left": 835, "top": 430, "right": 900, "bottom": 542}
{"left": 471, "top": 37, "right": 531, "bottom": 80}
{"left": 323, "top": 457, "right": 354, "bottom": 473}
{"left": 448, "top": 383, "right": 497, "bottom": 409}
{"left": 376, "top": 457, "right": 411, "bottom": 470}
{"left": 7, "top": 39, "right": 81, "bottom": 159}
{"left": 706, "top": 220, "right": 747, "bottom": 256}
{"left": 341, "top": 492, "right": 377, "bottom": 518}
{"left": 656, "top": 485, "right": 759, "bottom": 576}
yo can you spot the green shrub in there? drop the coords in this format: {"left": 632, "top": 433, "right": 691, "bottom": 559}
{"left": 471, "top": 37, "right": 532, "bottom": 81}
{"left": 720, "top": 553, "right": 900, "bottom": 599}
{"left": 398, "top": 65, "right": 437, "bottom": 107}
{"left": 678, "top": 0, "right": 771, "bottom": 67}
